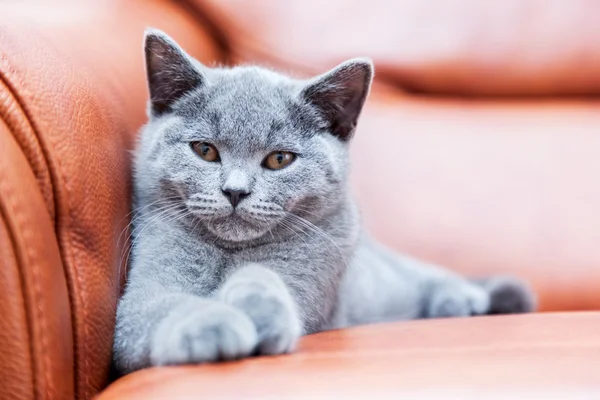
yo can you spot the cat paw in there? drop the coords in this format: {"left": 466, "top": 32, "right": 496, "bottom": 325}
{"left": 220, "top": 264, "right": 302, "bottom": 355}
{"left": 150, "top": 303, "right": 258, "bottom": 366}
{"left": 476, "top": 275, "right": 537, "bottom": 314}
{"left": 233, "top": 288, "right": 301, "bottom": 354}
{"left": 426, "top": 281, "right": 490, "bottom": 318}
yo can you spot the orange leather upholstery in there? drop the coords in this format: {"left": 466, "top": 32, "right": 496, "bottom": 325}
{"left": 187, "top": 0, "right": 600, "bottom": 96}
{"left": 1, "top": 0, "right": 600, "bottom": 399}
{"left": 0, "top": 119, "right": 73, "bottom": 399}
{"left": 0, "top": 0, "right": 224, "bottom": 398}
{"left": 98, "top": 312, "right": 600, "bottom": 399}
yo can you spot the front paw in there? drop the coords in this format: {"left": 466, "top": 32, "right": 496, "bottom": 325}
{"left": 219, "top": 264, "right": 302, "bottom": 355}
{"left": 150, "top": 303, "right": 258, "bottom": 366}
{"left": 426, "top": 281, "right": 490, "bottom": 318}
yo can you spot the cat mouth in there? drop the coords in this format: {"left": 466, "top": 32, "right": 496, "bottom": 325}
{"left": 206, "top": 213, "right": 272, "bottom": 242}
{"left": 227, "top": 210, "right": 269, "bottom": 226}
{"left": 186, "top": 202, "right": 281, "bottom": 241}
{"left": 210, "top": 208, "right": 268, "bottom": 227}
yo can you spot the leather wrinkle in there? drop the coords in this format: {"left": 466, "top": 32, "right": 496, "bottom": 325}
{"left": 0, "top": 54, "right": 80, "bottom": 399}
{"left": 0, "top": 205, "right": 35, "bottom": 399}
{"left": 0, "top": 156, "right": 51, "bottom": 398}
{"left": 177, "top": 0, "right": 233, "bottom": 63}
{"left": 0, "top": 59, "right": 55, "bottom": 221}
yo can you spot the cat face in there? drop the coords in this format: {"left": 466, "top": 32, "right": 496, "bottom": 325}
{"left": 136, "top": 30, "right": 373, "bottom": 242}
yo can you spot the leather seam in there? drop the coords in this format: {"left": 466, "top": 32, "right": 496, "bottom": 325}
{"left": 0, "top": 54, "right": 55, "bottom": 223}
{"left": 0, "top": 154, "right": 51, "bottom": 398}
{"left": 0, "top": 203, "right": 35, "bottom": 399}
{"left": 53, "top": 148, "right": 89, "bottom": 400}
{"left": 0, "top": 60, "right": 82, "bottom": 398}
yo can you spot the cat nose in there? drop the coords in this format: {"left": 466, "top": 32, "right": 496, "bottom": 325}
{"left": 222, "top": 188, "right": 250, "bottom": 208}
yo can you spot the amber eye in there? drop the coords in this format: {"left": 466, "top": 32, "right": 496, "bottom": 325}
{"left": 263, "top": 151, "right": 296, "bottom": 170}
{"left": 191, "top": 142, "right": 220, "bottom": 162}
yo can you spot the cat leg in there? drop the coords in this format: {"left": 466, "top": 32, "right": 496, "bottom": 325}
{"left": 407, "top": 260, "right": 536, "bottom": 318}
{"left": 351, "top": 239, "right": 494, "bottom": 320}
{"left": 426, "top": 274, "right": 536, "bottom": 318}
{"left": 218, "top": 263, "right": 302, "bottom": 355}
{"left": 114, "top": 292, "right": 258, "bottom": 373}
{"left": 339, "top": 237, "right": 535, "bottom": 325}
{"left": 425, "top": 277, "right": 491, "bottom": 318}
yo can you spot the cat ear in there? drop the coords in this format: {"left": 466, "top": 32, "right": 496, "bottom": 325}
{"left": 144, "top": 28, "right": 205, "bottom": 116}
{"left": 301, "top": 58, "right": 373, "bottom": 141}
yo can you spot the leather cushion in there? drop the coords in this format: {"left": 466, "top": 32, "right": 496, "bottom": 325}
{"left": 352, "top": 88, "right": 600, "bottom": 312}
{"left": 98, "top": 312, "right": 600, "bottom": 398}
{"left": 189, "top": 0, "right": 600, "bottom": 96}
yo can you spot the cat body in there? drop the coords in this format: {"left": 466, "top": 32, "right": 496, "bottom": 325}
{"left": 113, "top": 30, "right": 534, "bottom": 374}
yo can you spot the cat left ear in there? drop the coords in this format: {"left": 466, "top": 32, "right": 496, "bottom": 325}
{"left": 144, "top": 28, "right": 205, "bottom": 116}
{"left": 301, "top": 58, "right": 374, "bottom": 141}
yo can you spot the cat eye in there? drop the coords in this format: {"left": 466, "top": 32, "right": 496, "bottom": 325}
{"left": 191, "top": 141, "right": 220, "bottom": 162}
{"left": 263, "top": 151, "right": 296, "bottom": 170}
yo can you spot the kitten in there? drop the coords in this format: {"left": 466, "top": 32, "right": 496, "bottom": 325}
{"left": 113, "top": 29, "right": 535, "bottom": 374}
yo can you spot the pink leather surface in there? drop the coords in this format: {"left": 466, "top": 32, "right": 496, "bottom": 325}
{"left": 352, "top": 89, "right": 600, "bottom": 311}
{"left": 189, "top": 0, "right": 600, "bottom": 95}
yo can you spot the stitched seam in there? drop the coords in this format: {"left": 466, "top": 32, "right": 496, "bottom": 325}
{"left": 0, "top": 57, "right": 55, "bottom": 224}
{"left": 0, "top": 158, "right": 51, "bottom": 398}
{"left": 0, "top": 61, "right": 82, "bottom": 398}
{"left": 0, "top": 202, "right": 35, "bottom": 398}
{"left": 54, "top": 151, "right": 89, "bottom": 400}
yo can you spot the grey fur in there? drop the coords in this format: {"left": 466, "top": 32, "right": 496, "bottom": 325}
{"left": 113, "top": 29, "right": 536, "bottom": 374}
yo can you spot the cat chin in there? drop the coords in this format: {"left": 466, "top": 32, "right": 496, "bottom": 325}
{"left": 208, "top": 228, "right": 269, "bottom": 243}
{"left": 205, "top": 216, "right": 272, "bottom": 242}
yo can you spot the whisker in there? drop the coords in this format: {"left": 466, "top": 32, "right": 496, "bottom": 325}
{"left": 117, "top": 200, "right": 182, "bottom": 271}
{"left": 120, "top": 203, "right": 186, "bottom": 279}
{"left": 116, "top": 196, "right": 181, "bottom": 255}
{"left": 289, "top": 203, "right": 323, "bottom": 219}
{"left": 279, "top": 218, "right": 310, "bottom": 247}
{"left": 124, "top": 207, "right": 196, "bottom": 268}
{"left": 283, "top": 213, "right": 349, "bottom": 270}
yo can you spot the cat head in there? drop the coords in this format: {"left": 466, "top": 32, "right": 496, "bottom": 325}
{"left": 136, "top": 29, "right": 373, "bottom": 243}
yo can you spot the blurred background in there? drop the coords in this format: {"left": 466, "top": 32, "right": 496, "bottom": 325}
{"left": 195, "top": 0, "right": 600, "bottom": 96}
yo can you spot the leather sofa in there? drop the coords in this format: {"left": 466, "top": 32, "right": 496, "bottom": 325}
{"left": 1, "top": 0, "right": 599, "bottom": 398}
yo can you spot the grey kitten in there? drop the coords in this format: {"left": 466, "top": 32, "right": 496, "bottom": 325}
{"left": 113, "top": 29, "right": 535, "bottom": 374}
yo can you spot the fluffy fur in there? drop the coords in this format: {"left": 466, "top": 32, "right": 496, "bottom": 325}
{"left": 113, "top": 29, "right": 535, "bottom": 374}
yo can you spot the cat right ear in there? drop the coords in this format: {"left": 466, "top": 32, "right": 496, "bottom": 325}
{"left": 301, "top": 58, "right": 373, "bottom": 142}
{"left": 144, "top": 28, "right": 204, "bottom": 116}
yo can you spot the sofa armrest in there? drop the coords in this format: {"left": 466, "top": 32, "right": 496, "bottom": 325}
{"left": 0, "top": 0, "right": 225, "bottom": 397}
{"left": 0, "top": 117, "right": 73, "bottom": 399}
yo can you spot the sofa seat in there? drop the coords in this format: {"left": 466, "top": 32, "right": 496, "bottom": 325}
{"left": 98, "top": 312, "right": 600, "bottom": 399}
